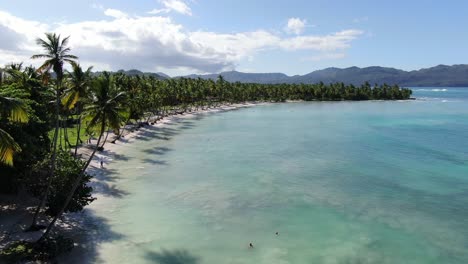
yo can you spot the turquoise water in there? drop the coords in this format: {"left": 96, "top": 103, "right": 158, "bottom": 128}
{"left": 72, "top": 88, "right": 468, "bottom": 263}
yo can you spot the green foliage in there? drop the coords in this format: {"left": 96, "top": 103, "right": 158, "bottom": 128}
{"left": 0, "top": 236, "right": 74, "bottom": 263}
{"left": 29, "top": 150, "right": 95, "bottom": 216}
{"left": 0, "top": 241, "right": 34, "bottom": 263}
{"left": 85, "top": 72, "right": 127, "bottom": 132}
{"left": 0, "top": 77, "right": 52, "bottom": 192}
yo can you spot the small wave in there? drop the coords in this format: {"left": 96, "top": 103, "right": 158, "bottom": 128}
{"left": 441, "top": 99, "right": 461, "bottom": 103}
{"left": 415, "top": 88, "right": 448, "bottom": 92}
{"left": 416, "top": 97, "right": 440, "bottom": 100}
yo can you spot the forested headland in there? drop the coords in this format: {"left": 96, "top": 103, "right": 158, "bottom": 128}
{"left": 0, "top": 33, "right": 412, "bottom": 262}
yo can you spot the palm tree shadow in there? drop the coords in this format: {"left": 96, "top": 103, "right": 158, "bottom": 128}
{"left": 145, "top": 249, "right": 200, "bottom": 264}
{"left": 142, "top": 147, "right": 172, "bottom": 155}
{"left": 92, "top": 182, "right": 129, "bottom": 198}
{"left": 57, "top": 210, "right": 126, "bottom": 264}
{"left": 142, "top": 159, "right": 168, "bottom": 166}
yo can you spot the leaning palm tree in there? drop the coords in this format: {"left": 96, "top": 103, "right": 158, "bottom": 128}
{"left": 63, "top": 62, "right": 93, "bottom": 156}
{"left": 29, "top": 33, "right": 77, "bottom": 229}
{"left": 0, "top": 96, "right": 29, "bottom": 166}
{"left": 38, "top": 72, "right": 126, "bottom": 242}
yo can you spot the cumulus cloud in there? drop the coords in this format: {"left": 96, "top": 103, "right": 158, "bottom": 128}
{"left": 189, "top": 30, "right": 281, "bottom": 61}
{"left": 0, "top": 10, "right": 48, "bottom": 46}
{"left": 285, "top": 17, "right": 307, "bottom": 35}
{"left": 0, "top": 9, "right": 363, "bottom": 73}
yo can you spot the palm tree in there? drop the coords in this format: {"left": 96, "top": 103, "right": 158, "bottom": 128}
{"left": 63, "top": 63, "right": 93, "bottom": 156}
{"left": 29, "top": 33, "right": 77, "bottom": 229}
{"left": 38, "top": 72, "right": 126, "bottom": 241}
{"left": 32, "top": 33, "right": 77, "bottom": 84}
{"left": 0, "top": 96, "right": 28, "bottom": 166}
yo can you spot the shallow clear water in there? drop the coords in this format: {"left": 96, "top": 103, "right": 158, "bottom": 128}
{"left": 73, "top": 88, "right": 468, "bottom": 264}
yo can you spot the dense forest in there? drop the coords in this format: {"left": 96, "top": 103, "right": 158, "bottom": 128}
{"left": 0, "top": 33, "right": 412, "bottom": 262}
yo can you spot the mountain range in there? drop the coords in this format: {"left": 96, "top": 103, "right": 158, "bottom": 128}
{"left": 180, "top": 65, "right": 468, "bottom": 87}
{"left": 113, "top": 64, "right": 468, "bottom": 87}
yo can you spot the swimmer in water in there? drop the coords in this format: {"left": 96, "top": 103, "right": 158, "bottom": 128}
{"left": 276, "top": 232, "right": 279, "bottom": 235}
{"left": 249, "top": 243, "right": 254, "bottom": 248}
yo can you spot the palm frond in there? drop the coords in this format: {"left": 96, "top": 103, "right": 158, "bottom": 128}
{"left": 62, "top": 54, "right": 78, "bottom": 59}
{"left": 0, "top": 97, "right": 29, "bottom": 123}
{"left": 61, "top": 35, "right": 70, "bottom": 47}
{"left": 86, "top": 114, "right": 102, "bottom": 132}
{"left": 0, "top": 128, "right": 21, "bottom": 166}
{"left": 62, "top": 91, "right": 79, "bottom": 110}
{"left": 36, "top": 61, "right": 53, "bottom": 74}
{"left": 31, "top": 54, "right": 53, "bottom": 59}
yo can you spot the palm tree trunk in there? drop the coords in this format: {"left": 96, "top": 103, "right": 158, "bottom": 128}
{"left": 100, "top": 129, "right": 110, "bottom": 149}
{"left": 29, "top": 90, "right": 61, "bottom": 229}
{"left": 73, "top": 115, "right": 82, "bottom": 157}
{"left": 63, "top": 122, "right": 69, "bottom": 148}
{"left": 64, "top": 115, "right": 72, "bottom": 149}
{"left": 118, "top": 117, "right": 131, "bottom": 139}
{"left": 37, "top": 117, "right": 106, "bottom": 242}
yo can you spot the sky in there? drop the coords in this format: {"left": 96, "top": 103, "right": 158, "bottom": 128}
{"left": 0, "top": 0, "right": 467, "bottom": 76}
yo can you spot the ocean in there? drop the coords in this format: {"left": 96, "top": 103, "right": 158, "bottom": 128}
{"left": 68, "top": 87, "right": 468, "bottom": 264}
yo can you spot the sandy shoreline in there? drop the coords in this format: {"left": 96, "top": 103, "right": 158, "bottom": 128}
{"left": 0, "top": 101, "right": 263, "bottom": 262}
{"left": 79, "top": 101, "right": 263, "bottom": 174}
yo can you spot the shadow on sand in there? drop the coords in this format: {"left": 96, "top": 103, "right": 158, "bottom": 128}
{"left": 57, "top": 209, "right": 126, "bottom": 264}
{"left": 87, "top": 166, "right": 129, "bottom": 199}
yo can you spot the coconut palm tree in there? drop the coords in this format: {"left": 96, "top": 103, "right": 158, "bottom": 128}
{"left": 63, "top": 63, "right": 93, "bottom": 156}
{"left": 29, "top": 33, "right": 77, "bottom": 229}
{"left": 32, "top": 33, "right": 78, "bottom": 151}
{"left": 38, "top": 72, "right": 126, "bottom": 242}
{"left": 0, "top": 96, "right": 28, "bottom": 166}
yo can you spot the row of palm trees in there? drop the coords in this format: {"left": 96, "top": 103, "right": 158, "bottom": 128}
{"left": 0, "top": 32, "right": 412, "bottom": 243}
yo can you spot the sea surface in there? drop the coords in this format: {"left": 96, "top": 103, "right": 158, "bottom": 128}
{"left": 70, "top": 87, "right": 468, "bottom": 264}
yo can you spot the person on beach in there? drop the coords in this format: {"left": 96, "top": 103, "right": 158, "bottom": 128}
{"left": 100, "top": 160, "right": 104, "bottom": 168}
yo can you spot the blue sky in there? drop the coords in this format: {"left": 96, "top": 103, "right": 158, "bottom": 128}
{"left": 0, "top": 0, "right": 467, "bottom": 76}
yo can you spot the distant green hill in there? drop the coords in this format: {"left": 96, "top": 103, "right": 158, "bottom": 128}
{"left": 93, "top": 69, "right": 168, "bottom": 79}
{"left": 183, "top": 71, "right": 290, "bottom": 83}
{"left": 179, "top": 65, "right": 468, "bottom": 87}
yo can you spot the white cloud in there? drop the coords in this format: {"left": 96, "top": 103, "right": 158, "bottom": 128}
{"left": 285, "top": 17, "right": 307, "bottom": 35}
{"left": 0, "top": 9, "right": 363, "bottom": 73}
{"left": 280, "top": 30, "right": 364, "bottom": 51}
{"left": 148, "top": 8, "right": 169, "bottom": 15}
{"left": 189, "top": 30, "right": 281, "bottom": 61}
{"left": 161, "top": 0, "right": 192, "bottom": 16}
{"left": 104, "top": 9, "right": 128, "bottom": 19}
{"left": 0, "top": 10, "right": 48, "bottom": 60}
{"left": 302, "top": 53, "right": 346, "bottom": 62}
